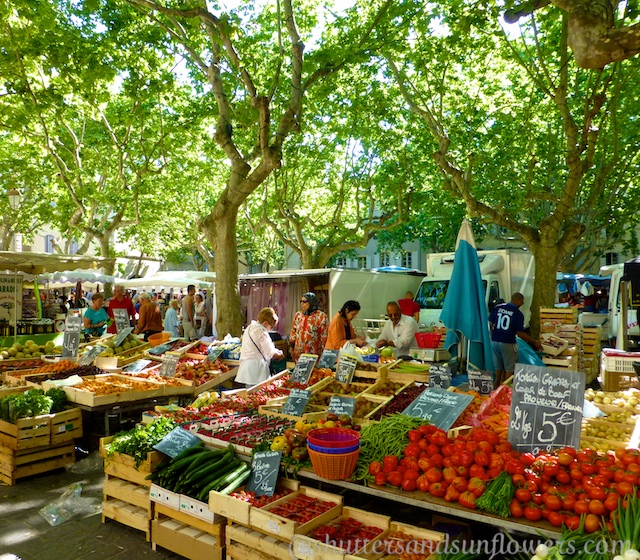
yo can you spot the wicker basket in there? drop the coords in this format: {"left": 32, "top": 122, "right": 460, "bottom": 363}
{"left": 308, "top": 446, "right": 360, "bottom": 480}
{"left": 306, "top": 428, "right": 360, "bottom": 448}
{"left": 308, "top": 441, "right": 360, "bottom": 454}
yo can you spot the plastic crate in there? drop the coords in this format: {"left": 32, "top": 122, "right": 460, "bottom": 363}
{"left": 601, "top": 350, "right": 640, "bottom": 373}
{"left": 415, "top": 332, "right": 442, "bottom": 348}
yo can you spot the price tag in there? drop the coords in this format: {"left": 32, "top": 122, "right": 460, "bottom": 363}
{"left": 328, "top": 396, "right": 356, "bottom": 417}
{"left": 245, "top": 450, "right": 282, "bottom": 496}
{"left": 291, "top": 354, "right": 318, "bottom": 385}
{"left": 113, "top": 308, "right": 131, "bottom": 333}
{"left": 161, "top": 354, "right": 180, "bottom": 378}
{"left": 123, "top": 359, "right": 153, "bottom": 373}
{"left": 317, "top": 349, "right": 339, "bottom": 370}
{"left": 428, "top": 363, "right": 451, "bottom": 389}
{"left": 508, "top": 364, "right": 585, "bottom": 454}
{"left": 403, "top": 388, "right": 473, "bottom": 431}
{"left": 154, "top": 427, "right": 202, "bottom": 458}
{"left": 112, "top": 327, "right": 134, "bottom": 349}
{"left": 62, "top": 316, "right": 82, "bottom": 358}
{"left": 282, "top": 388, "right": 310, "bottom": 417}
{"left": 467, "top": 368, "right": 494, "bottom": 395}
{"left": 207, "top": 346, "right": 224, "bottom": 362}
{"left": 77, "top": 345, "right": 103, "bottom": 366}
{"left": 335, "top": 354, "right": 358, "bottom": 384}
{"left": 147, "top": 341, "right": 175, "bottom": 356}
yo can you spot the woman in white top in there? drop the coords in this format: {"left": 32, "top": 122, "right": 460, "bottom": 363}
{"left": 194, "top": 293, "right": 207, "bottom": 338}
{"left": 235, "top": 307, "right": 285, "bottom": 388}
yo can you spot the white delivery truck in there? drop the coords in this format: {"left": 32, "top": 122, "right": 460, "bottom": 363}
{"left": 598, "top": 262, "right": 640, "bottom": 347}
{"left": 414, "top": 249, "right": 535, "bottom": 328}
{"left": 239, "top": 268, "right": 427, "bottom": 337}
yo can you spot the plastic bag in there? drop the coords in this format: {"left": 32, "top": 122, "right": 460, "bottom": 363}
{"left": 339, "top": 341, "right": 362, "bottom": 363}
{"left": 64, "top": 450, "right": 104, "bottom": 474}
{"left": 39, "top": 483, "right": 101, "bottom": 526}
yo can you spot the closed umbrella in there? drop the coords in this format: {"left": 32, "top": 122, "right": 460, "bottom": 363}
{"left": 440, "top": 219, "right": 494, "bottom": 372}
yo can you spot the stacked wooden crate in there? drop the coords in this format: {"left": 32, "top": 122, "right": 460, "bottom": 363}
{"left": 0, "top": 407, "right": 82, "bottom": 485}
{"left": 582, "top": 326, "right": 602, "bottom": 384}
{"left": 100, "top": 436, "right": 158, "bottom": 541}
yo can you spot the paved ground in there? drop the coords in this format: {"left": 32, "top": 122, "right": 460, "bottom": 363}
{"left": 0, "top": 463, "right": 181, "bottom": 560}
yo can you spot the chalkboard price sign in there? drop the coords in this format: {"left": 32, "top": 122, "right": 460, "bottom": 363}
{"left": 291, "top": 354, "right": 318, "bottom": 385}
{"left": 147, "top": 341, "right": 175, "bottom": 356}
{"left": 468, "top": 368, "right": 494, "bottom": 396}
{"left": 282, "top": 388, "right": 310, "bottom": 417}
{"left": 317, "top": 349, "right": 339, "bottom": 370}
{"left": 403, "top": 388, "right": 473, "bottom": 431}
{"left": 113, "top": 308, "right": 131, "bottom": 333}
{"left": 328, "top": 396, "right": 356, "bottom": 417}
{"left": 428, "top": 363, "right": 451, "bottom": 390}
{"left": 112, "top": 327, "right": 134, "bottom": 349}
{"left": 154, "top": 427, "right": 202, "bottom": 458}
{"left": 160, "top": 353, "right": 180, "bottom": 378}
{"left": 78, "top": 345, "right": 103, "bottom": 366}
{"left": 123, "top": 359, "right": 153, "bottom": 373}
{"left": 335, "top": 354, "right": 359, "bottom": 384}
{"left": 207, "top": 346, "right": 224, "bottom": 362}
{"left": 245, "top": 450, "right": 282, "bottom": 496}
{"left": 508, "top": 364, "right": 585, "bottom": 454}
{"left": 62, "top": 316, "right": 82, "bottom": 358}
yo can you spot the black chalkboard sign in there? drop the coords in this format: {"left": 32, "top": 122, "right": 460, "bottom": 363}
{"left": 78, "top": 345, "right": 103, "bottom": 366}
{"left": 123, "top": 359, "right": 153, "bottom": 373}
{"left": 282, "top": 388, "right": 310, "bottom": 416}
{"left": 160, "top": 354, "right": 180, "bottom": 378}
{"left": 403, "top": 388, "right": 474, "bottom": 431}
{"left": 291, "top": 354, "right": 318, "bottom": 385}
{"left": 428, "top": 363, "right": 451, "bottom": 390}
{"left": 113, "top": 308, "right": 131, "bottom": 333}
{"left": 245, "top": 450, "right": 283, "bottom": 496}
{"left": 207, "top": 347, "right": 224, "bottom": 362}
{"left": 328, "top": 396, "right": 356, "bottom": 417}
{"left": 147, "top": 341, "right": 176, "bottom": 356}
{"left": 112, "top": 327, "right": 134, "bottom": 349}
{"left": 508, "top": 364, "right": 585, "bottom": 454}
{"left": 62, "top": 316, "right": 82, "bottom": 358}
{"left": 335, "top": 354, "right": 358, "bottom": 384}
{"left": 468, "top": 368, "right": 494, "bottom": 395}
{"left": 317, "top": 349, "right": 339, "bottom": 370}
{"left": 154, "top": 427, "right": 202, "bottom": 458}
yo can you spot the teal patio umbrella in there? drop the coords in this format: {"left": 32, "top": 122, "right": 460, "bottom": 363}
{"left": 440, "top": 220, "right": 495, "bottom": 372}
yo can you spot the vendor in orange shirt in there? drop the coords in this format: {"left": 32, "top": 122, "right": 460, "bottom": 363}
{"left": 324, "top": 300, "right": 366, "bottom": 350}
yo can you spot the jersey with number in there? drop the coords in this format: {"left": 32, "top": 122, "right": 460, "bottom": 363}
{"left": 489, "top": 302, "right": 524, "bottom": 343}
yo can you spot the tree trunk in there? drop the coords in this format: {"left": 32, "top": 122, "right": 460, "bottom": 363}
{"left": 203, "top": 206, "right": 245, "bottom": 337}
{"left": 528, "top": 243, "right": 564, "bottom": 340}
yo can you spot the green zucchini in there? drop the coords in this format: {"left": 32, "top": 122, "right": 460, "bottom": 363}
{"left": 184, "top": 449, "right": 227, "bottom": 474}
{"left": 198, "top": 463, "right": 249, "bottom": 501}
{"left": 169, "top": 441, "right": 204, "bottom": 463}
{"left": 183, "top": 452, "right": 233, "bottom": 483}
{"left": 220, "top": 469, "right": 251, "bottom": 495}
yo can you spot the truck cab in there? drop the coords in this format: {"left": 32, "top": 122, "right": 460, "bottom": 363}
{"left": 600, "top": 263, "right": 640, "bottom": 348}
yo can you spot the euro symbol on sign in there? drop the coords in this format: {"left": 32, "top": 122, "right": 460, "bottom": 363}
{"left": 434, "top": 408, "right": 442, "bottom": 414}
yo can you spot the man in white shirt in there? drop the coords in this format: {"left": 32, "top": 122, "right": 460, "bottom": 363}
{"left": 376, "top": 301, "right": 419, "bottom": 358}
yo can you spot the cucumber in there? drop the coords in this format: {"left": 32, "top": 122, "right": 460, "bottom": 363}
{"left": 193, "top": 459, "right": 241, "bottom": 492}
{"left": 169, "top": 441, "right": 204, "bottom": 463}
{"left": 220, "top": 469, "right": 251, "bottom": 495}
{"left": 214, "top": 462, "right": 249, "bottom": 491}
{"left": 183, "top": 452, "right": 233, "bottom": 483}
{"left": 199, "top": 463, "right": 249, "bottom": 501}
{"left": 184, "top": 449, "right": 227, "bottom": 474}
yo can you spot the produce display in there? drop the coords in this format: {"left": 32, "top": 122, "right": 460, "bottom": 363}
{"left": 585, "top": 388, "right": 640, "bottom": 408}
{"left": 309, "top": 518, "right": 384, "bottom": 553}
{"left": 366, "top": 381, "right": 405, "bottom": 397}
{"left": 389, "top": 361, "right": 431, "bottom": 375}
{"left": 324, "top": 381, "right": 369, "bottom": 396}
{"left": 75, "top": 375, "right": 162, "bottom": 394}
{"left": 1, "top": 339, "right": 59, "bottom": 361}
{"left": 380, "top": 528, "right": 440, "bottom": 560}
{"left": 148, "top": 442, "right": 250, "bottom": 501}
{"left": 228, "top": 485, "right": 295, "bottom": 507}
{"left": 97, "top": 334, "right": 145, "bottom": 357}
{"left": 24, "top": 360, "right": 79, "bottom": 375}
{"left": 172, "top": 357, "right": 230, "bottom": 385}
{"left": 267, "top": 493, "right": 335, "bottom": 523}
{"left": 189, "top": 343, "right": 213, "bottom": 355}
{"left": 0, "top": 387, "right": 67, "bottom": 422}
{"left": 21, "top": 364, "right": 105, "bottom": 384}
{"left": 0, "top": 358, "right": 44, "bottom": 372}
{"left": 369, "top": 385, "right": 425, "bottom": 420}
{"left": 105, "top": 416, "right": 177, "bottom": 467}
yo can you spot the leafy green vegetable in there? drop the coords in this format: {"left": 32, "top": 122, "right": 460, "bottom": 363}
{"left": 106, "top": 417, "right": 178, "bottom": 468}
{"left": 45, "top": 388, "right": 68, "bottom": 413}
{"left": 0, "top": 389, "right": 54, "bottom": 423}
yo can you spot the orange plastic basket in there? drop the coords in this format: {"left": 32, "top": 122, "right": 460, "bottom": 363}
{"left": 308, "top": 446, "right": 360, "bottom": 480}
{"left": 148, "top": 331, "right": 171, "bottom": 347}
{"left": 415, "top": 332, "right": 442, "bottom": 348}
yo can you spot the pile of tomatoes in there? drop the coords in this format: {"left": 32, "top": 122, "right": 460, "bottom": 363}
{"left": 368, "top": 424, "right": 638, "bottom": 533}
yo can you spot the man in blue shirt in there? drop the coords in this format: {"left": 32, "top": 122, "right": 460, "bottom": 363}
{"left": 489, "top": 292, "right": 541, "bottom": 386}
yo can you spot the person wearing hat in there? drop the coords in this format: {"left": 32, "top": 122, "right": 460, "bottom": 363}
{"left": 289, "top": 292, "right": 329, "bottom": 362}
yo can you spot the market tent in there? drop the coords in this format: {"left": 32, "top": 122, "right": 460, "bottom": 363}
{"left": 121, "top": 275, "right": 214, "bottom": 290}
{"left": 0, "top": 251, "right": 116, "bottom": 276}
{"left": 38, "top": 268, "right": 121, "bottom": 284}
{"left": 440, "top": 220, "right": 495, "bottom": 372}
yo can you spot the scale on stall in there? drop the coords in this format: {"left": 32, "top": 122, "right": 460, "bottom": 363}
{"left": 408, "top": 347, "right": 452, "bottom": 362}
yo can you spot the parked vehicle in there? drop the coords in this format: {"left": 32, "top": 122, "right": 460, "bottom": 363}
{"left": 599, "top": 261, "right": 640, "bottom": 348}
{"left": 414, "top": 249, "right": 535, "bottom": 328}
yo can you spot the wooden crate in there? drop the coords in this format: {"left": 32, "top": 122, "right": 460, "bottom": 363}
{"left": 367, "top": 521, "right": 446, "bottom": 560}
{"left": 540, "top": 307, "right": 579, "bottom": 323}
{"left": 292, "top": 506, "right": 390, "bottom": 560}
{"left": 0, "top": 415, "right": 51, "bottom": 450}
{"left": 103, "top": 477, "right": 151, "bottom": 511}
{"left": 0, "top": 441, "right": 75, "bottom": 485}
{"left": 99, "top": 435, "right": 164, "bottom": 474}
{"left": 154, "top": 501, "right": 225, "bottom": 538}
{"left": 226, "top": 524, "right": 289, "bottom": 560}
{"left": 209, "top": 477, "right": 300, "bottom": 526}
{"left": 152, "top": 516, "right": 223, "bottom": 560}
{"left": 601, "top": 370, "right": 639, "bottom": 392}
{"left": 50, "top": 407, "right": 83, "bottom": 445}
{"left": 249, "top": 486, "right": 343, "bottom": 542}
{"left": 102, "top": 498, "right": 151, "bottom": 541}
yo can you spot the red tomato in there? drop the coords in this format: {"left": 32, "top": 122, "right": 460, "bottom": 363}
{"left": 455, "top": 465, "right": 469, "bottom": 478}
{"left": 506, "top": 460, "right": 525, "bottom": 476}
{"left": 383, "top": 455, "right": 399, "bottom": 471}
{"left": 425, "top": 467, "right": 443, "bottom": 484}
{"left": 407, "top": 429, "right": 422, "bottom": 443}
{"left": 574, "top": 500, "right": 590, "bottom": 515}
{"left": 616, "top": 481, "right": 634, "bottom": 496}
{"left": 555, "top": 470, "right": 570, "bottom": 485}
{"left": 374, "top": 472, "right": 387, "bottom": 486}
{"left": 523, "top": 505, "right": 542, "bottom": 521}
{"left": 418, "top": 424, "right": 433, "bottom": 435}
{"left": 543, "top": 494, "right": 562, "bottom": 511}
{"left": 403, "top": 469, "right": 419, "bottom": 481}
{"left": 512, "top": 474, "right": 526, "bottom": 487}
{"left": 442, "top": 467, "right": 457, "bottom": 484}
{"left": 468, "top": 477, "right": 486, "bottom": 498}
{"left": 564, "top": 516, "right": 581, "bottom": 531}
{"left": 458, "top": 491, "right": 477, "bottom": 509}
{"left": 524, "top": 480, "right": 538, "bottom": 493}
{"left": 416, "top": 474, "right": 429, "bottom": 493}
{"left": 624, "top": 473, "right": 639, "bottom": 486}
{"left": 387, "top": 471, "right": 403, "bottom": 487}
{"left": 532, "top": 493, "right": 544, "bottom": 506}
{"left": 404, "top": 458, "right": 420, "bottom": 473}
{"left": 368, "top": 461, "right": 382, "bottom": 475}
{"left": 444, "top": 485, "right": 460, "bottom": 503}
{"left": 562, "top": 494, "right": 577, "bottom": 512}
{"left": 430, "top": 430, "right": 448, "bottom": 447}
{"left": 588, "top": 487, "right": 606, "bottom": 501}
{"left": 469, "top": 464, "right": 488, "bottom": 480}
{"left": 418, "top": 458, "right": 433, "bottom": 473}
{"left": 510, "top": 499, "right": 523, "bottom": 518}
{"left": 401, "top": 478, "right": 417, "bottom": 492}
{"left": 426, "top": 444, "right": 441, "bottom": 457}
{"left": 584, "top": 513, "right": 601, "bottom": 534}
{"left": 520, "top": 452, "right": 536, "bottom": 466}
{"left": 515, "top": 489, "right": 532, "bottom": 503}
{"left": 604, "top": 494, "right": 620, "bottom": 512}
{"left": 477, "top": 441, "right": 494, "bottom": 454}
{"left": 404, "top": 443, "right": 421, "bottom": 458}
{"left": 474, "top": 451, "right": 489, "bottom": 467}
{"left": 451, "top": 477, "right": 468, "bottom": 492}
{"left": 397, "top": 466, "right": 407, "bottom": 475}
{"left": 588, "top": 499, "right": 605, "bottom": 515}
{"left": 557, "top": 452, "right": 574, "bottom": 467}
{"left": 570, "top": 468, "right": 583, "bottom": 481}
{"left": 543, "top": 459, "right": 560, "bottom": 478}
{"left": 418, "top": 438, "right": 429, "bottom": 451}
{"left": 429, "top": 481, "right": 446, "bottom": 498}
{"left": 431, "top": 454, "right": 444, "bottom": 469}
{"left": 548, "top": 511, "right": 564, "bottom": 527}
{"left": 580, "top": 462, "right": 597, "bottom": 476}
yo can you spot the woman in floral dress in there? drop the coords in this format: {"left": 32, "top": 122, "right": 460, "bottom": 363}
{"left": 289, "top": 292, "right": 329, "bottom": 361}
